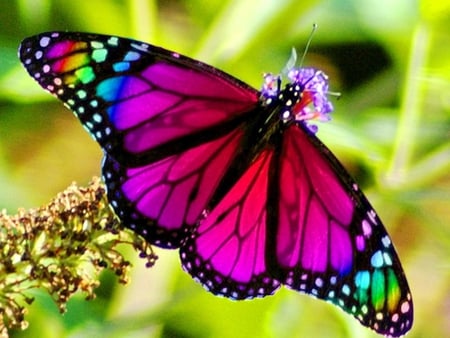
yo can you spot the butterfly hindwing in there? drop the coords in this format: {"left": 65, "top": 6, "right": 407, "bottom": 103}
{"left": 273, "top": 125, "right": 413, "bottom": 336}
{"left": 19, "top": 32, "right": 258, "bottom": 166}
{"left": 103, "top": 128, "right": 245, "bottom": 248}
{"left": 180, "top": 149, "right": 281, "bottom": 298}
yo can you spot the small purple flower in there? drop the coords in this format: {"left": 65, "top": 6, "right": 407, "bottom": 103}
{"left": 261, "top": 73, "right": 280, "bottom": 98}
{"left": 287, "top": 67, "right": 334, "bottom": 133}
{"left": 288, "top": 68, "right": 333, "bottom": 117}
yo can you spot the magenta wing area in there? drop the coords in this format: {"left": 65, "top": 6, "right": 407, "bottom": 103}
{"left": 275, "top": 126, "right": 412, "bottom": 336}
{"left": 181, "top": 149, "right": 281, "bottom": 298}
{"left": 19, "top": 32, "right": 258, "bottom": 164}
{"left": 103, "top": 129, "right": 244, "bottom": 248}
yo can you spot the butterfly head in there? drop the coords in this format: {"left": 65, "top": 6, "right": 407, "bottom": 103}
{"left": 261, "top": 67, "right": 334, "bottom": 134}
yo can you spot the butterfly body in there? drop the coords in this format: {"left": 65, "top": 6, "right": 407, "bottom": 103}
{"left": 20, "top": 32, "right": 413, "bottom": 336}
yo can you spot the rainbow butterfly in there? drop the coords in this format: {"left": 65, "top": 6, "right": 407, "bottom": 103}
{"left": 19, "top": 32, "right": 413, "bottom": 337}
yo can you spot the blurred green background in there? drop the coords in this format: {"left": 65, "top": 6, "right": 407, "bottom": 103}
{"left": 1, "top": 0, "right": 449, "bottom": 337}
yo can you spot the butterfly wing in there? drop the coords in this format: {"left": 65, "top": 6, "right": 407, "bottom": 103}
{"left": 180, "top": 148, "right": 281, "bottom": 298}
{"left": 103, "top": 128, "right": 245, "bottom": 248}
{"left": 19, "top": 32, "right": 259, "bottom": 247}
{"left": 272, "top": 124, "right": 413, "bottom": 336}
{"left": 19, "top": 32, "right": 258, "bottom": 165}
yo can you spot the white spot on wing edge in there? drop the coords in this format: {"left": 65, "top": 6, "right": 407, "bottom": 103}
{"left": 39, "top": 36, "right": 50, "bottom": 47}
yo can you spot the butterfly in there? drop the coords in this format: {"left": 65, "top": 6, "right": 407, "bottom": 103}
{"left": 19, "top": 32, "right": 413, "bottom": 337}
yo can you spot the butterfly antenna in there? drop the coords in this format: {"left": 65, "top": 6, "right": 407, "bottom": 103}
{"left": 299, "top": 23, "right": 318, "bottom": 68}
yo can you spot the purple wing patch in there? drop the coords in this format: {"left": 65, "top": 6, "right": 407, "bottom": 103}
{"left": 19, "top": 32, "right": 258, "bottom": 165}
{"left": 277, "top": 125, "right": 354, "bottom": 273}
{"left": 103, "top": 128, "right": 244, "bottom": 248}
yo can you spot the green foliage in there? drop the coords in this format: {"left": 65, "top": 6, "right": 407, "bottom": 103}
{"left": 0, "top": 0, "right": 448, "bottom": 337}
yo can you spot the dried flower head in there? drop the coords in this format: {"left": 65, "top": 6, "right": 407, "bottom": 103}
{"left": 0, "top": 177, "right": 157, "bottom": 336}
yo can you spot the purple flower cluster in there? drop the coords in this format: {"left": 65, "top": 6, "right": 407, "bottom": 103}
{"left": 261, "top": 67, "right": 334, "bottom": 133}
{"left": 288, "top": 67, "right": 334, "bottom": 124}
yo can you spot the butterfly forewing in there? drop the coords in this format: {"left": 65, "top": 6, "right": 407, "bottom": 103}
{"left": 19, "top": 32, "right": 258, "bottom": 166}
{"left": 20, "top": 32, "right": 259, "bottom": 248}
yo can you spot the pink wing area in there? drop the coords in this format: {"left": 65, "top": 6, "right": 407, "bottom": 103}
{"left": 276, "top": 125, "right": 354, "bottom": 273}
{"left": 103, "top": 128, "right": 244, "bottom": 248}
{"left": 100, "top": 61, "right": 258, "bottom": 159}
{"left": 274, "top": 125, "right": 413, "bottom": 337}
{"left": 19, "top": 32, "right": 259, "bottom": 165}
{"left": 180, "top": 150, "right": 281, "bottom": 299}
